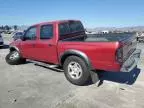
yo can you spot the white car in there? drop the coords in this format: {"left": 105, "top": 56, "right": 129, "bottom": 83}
{"left": 0, "top": 34, "right": 4, "bottom": 48}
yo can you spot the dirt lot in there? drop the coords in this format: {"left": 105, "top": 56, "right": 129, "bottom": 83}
{"left": 0, "top": 34, "right": 144, "bottom": 108}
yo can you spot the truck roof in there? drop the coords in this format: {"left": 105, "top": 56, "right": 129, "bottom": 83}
{"left": 32, "top": 20, "right": 80, "bottom": 26}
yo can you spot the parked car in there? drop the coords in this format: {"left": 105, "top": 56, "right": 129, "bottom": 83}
{"left": 0, "top": 33, "right": 4, "bottom": 48}
{"left": 137, "top": 35, "right": 144, "bottom": 43}
{"left": 4, "top": 30, "right": 12, "bottom": 34}
{"left": 12, "top": 31, "right": 24, "bottom": 41}
{"left": 5, "top": 20, "right": 141, "bottom": 85}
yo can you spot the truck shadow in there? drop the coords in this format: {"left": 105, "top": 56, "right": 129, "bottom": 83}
{"left": 97, "top": 67, "right": 141, "bottom": 86}
{"left": 34, "top": 64, "right": 64, "bottom": 72}
{"left": 29, "top": 61, "right": 141, "bottom": 86}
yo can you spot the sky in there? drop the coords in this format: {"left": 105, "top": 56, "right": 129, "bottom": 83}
{"left": 0, "top": 0, "right": 144, "bottom": 27}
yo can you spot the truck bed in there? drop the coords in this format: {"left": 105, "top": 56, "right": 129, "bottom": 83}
{"left": 62, "top": 33, "right": 136, "bottom": 42}
{"left": 59, "top": 32, "right": 137, "bottom": 71}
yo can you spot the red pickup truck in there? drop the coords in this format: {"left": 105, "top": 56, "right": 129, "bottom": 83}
{"left": 6, "top": 20, "right": 141, "bottom": 85}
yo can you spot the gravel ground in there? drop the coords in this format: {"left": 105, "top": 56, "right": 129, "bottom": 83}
{"left": 0, "top": 34, "right": 144, "bottom": 108}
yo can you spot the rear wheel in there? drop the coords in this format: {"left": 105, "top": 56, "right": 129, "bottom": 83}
{"left": 63, "top": 56, "right": 91, "bottom": 86}
{"left": 5, "top": 50, "right": 26, "bottom": 65}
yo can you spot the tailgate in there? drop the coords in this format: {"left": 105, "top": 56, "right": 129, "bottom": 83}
{"left": 120, "top": 33, "right": 137, "bottom": 62}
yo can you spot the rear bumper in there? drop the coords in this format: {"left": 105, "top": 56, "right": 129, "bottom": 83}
{"left": 120, "top": 49, "right": 141, "bottom": 72}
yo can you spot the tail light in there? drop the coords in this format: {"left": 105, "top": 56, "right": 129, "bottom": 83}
{"left": 116, "top": 48, "right": 123, "bottom": 63}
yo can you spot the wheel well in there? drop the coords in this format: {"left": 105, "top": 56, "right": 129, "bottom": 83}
{"left": 10, "top": 47, "right": 17, "bottom": 52}
{"left": 61, "top": 54, "right": 91, "bottom": 69}
{"left": 61, "top": 54, "right": 77, "bottom": 65}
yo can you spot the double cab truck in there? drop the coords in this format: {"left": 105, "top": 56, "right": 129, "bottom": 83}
{"left": 5, "top": 20, "right": 141, "bottom": 85}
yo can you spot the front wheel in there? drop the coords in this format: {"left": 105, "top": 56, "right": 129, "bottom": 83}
{"left": 63, "top": 56, "right": 91, "bottom": 86}
{"left": 5, "top": 51, "right": 26, "bottom": 65}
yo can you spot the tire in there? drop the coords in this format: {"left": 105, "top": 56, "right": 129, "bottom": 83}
{"left": 63, "top": 56, "right": 91, "bottom": 86}
{"left": 5, "top": 51, "right": 26, "bottom": 65}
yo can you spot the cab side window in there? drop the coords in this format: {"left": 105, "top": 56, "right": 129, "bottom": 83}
{"left": 40, "top": 25, "right": 53, "bottom": 39}
{"left": 24, "top": 27, "right": 37, "bottom": 40}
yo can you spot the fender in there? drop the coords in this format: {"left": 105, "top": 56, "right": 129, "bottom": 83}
{"left": 60, "top": 50, "right": 92, "bottom": 70}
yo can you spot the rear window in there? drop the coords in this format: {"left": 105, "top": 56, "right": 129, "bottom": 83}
{"left": 69, "top": 21, "right": 84, "bottom": 33}
{"left": 59, "top": 21, "right": 84, "bottom": 37}
{"left": 59, "top": 23, "right": 70, "bottom": 36}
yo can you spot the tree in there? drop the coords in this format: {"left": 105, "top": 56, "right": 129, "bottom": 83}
{"left": 14, "top": 25, "right": 18, "bottom": 30}
{"left": 0, "top": 26, "right": 4, "bottom": 30}
{"left": 4, "top": 25, "right": 10, "bottom": 31}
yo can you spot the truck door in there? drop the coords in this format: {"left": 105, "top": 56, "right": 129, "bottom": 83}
{"left": 34, "top": 24, "right": 58, "bottom": 64}
{"left": 20, "top": 26, "right": 38, "bottom": 59}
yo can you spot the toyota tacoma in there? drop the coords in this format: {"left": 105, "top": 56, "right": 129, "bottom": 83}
{"left": 5, "top": 20, "right": 141, "bottom": 85}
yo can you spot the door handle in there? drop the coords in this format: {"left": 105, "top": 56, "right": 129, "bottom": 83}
{"left": 48, "top": 44, "right": 53, "bottom": 47}
{"left": 32, "top": 44, "right": 35, "bottom": 47}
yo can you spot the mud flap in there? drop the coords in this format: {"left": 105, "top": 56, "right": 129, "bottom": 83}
{"left": 90, "top": 71, "right": 99, "bottom": 84}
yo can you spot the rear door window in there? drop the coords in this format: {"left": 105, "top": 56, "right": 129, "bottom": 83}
{"left": 40, "top": 25, "right": 53, "bottom": 39}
